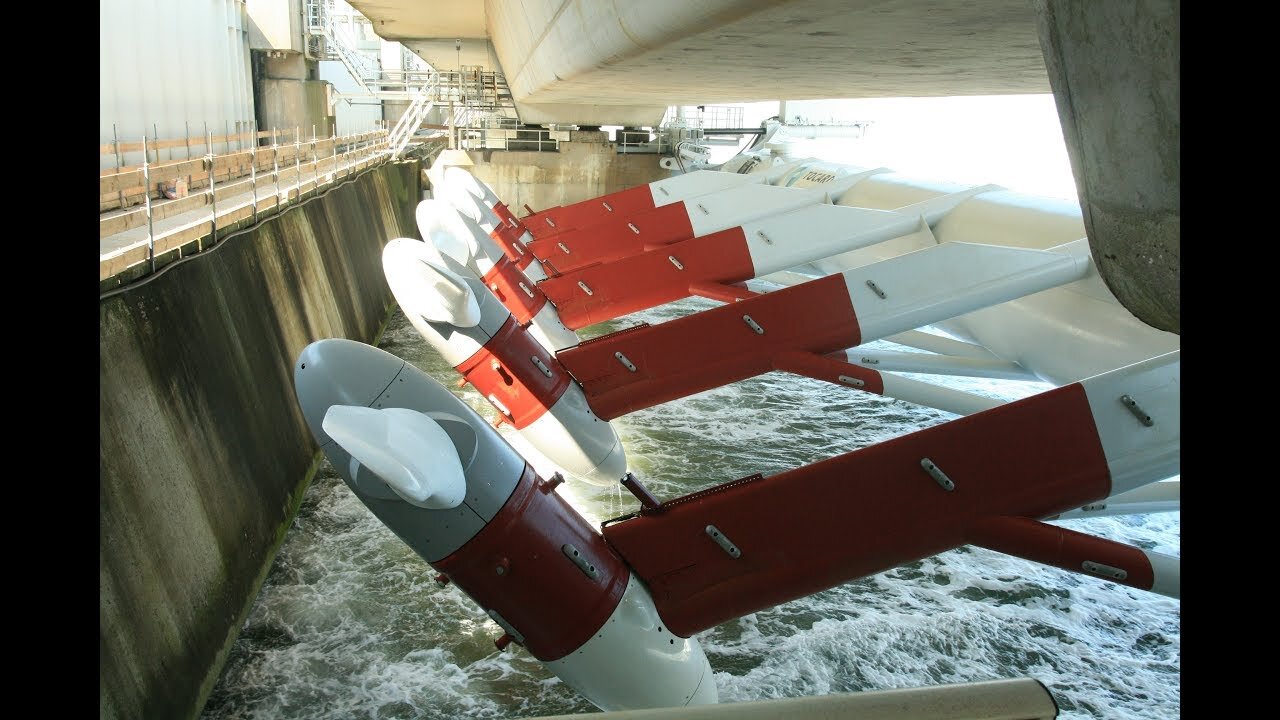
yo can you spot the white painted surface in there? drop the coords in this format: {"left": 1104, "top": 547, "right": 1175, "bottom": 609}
{"left": 101, "top": 0, "right": 255, "bottom": 168}
{"left": 767, "top": 170, "right": 1183, "bottom": 385}
{"left": 840, "top": 348, "right": 1035, "bottom": 381}
{"left": 522, "top": 384, "right": 627, "bottom": 487}
{"left": 685, "top": 184, "right": 827, "bottom": 237}
{"left": 529, "top": 303, "right": 581, "bottom": 352}
{"left": 385, "top": 237, "right": 621, "bottom": 484}
{"left": 882, "top": 330, "right": 1003, "bottom": 360}
{"left": 322, "top": 406, "right": 467, "bottom": 509}
{"left": 743, "top": 204, "right": 919, "bottom": 276}
{"left": 1079, "top": 351, "right": 1180, "bottom": 495}
{"left": 876, "top": 372, "right": 1006, "bottom": 416}
{"left": 544, "top": 575, "right": 717, "bottom": 711}
{"left": 417, "top": 202, "right": 481, "bottom": 272}
{"left": 648, "top": 171, "right": 766, "bottom": 208}
{"left": 1053, "top": 480, "right": 1179, "bottom": 519}
{"left": 382, "top": 239, "right": 481, "bottom": 327}
{"left": 418, "top": 201, "right": 580, "bottom": 352}
{"left": 1145, "top": 551, "right": 1181, "bottom": 599}
{"left": 845, "top": 241, "right": 1091, "bottom": 342}
{"left": 384, "top": 243, "right": 508, "bottom": 367}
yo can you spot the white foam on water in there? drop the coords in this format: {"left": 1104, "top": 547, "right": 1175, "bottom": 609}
{"left": 205, "top": 301, "right": 1179, "bottom": 719}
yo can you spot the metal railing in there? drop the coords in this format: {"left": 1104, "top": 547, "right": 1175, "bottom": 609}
{"left": 100, "top": 122, "right": 411, "bottom": 283}
{"left": 616, "top": 128, "right": 676, "bottom": 155}
{"left": 457, "top": 124, "right": 563, "bottom": 152}
{"left": 660, "top": 104, "right": 745, "bottom": 130}
{"left": 304, "top": 0, "right": 516, "bottom": 113}
{"left": 387, "top": 77, "right": 440, "bottom": 159}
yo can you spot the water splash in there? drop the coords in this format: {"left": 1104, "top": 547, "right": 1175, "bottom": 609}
{"left": 204, "top": 300, "right": 1179, "bottom": 719}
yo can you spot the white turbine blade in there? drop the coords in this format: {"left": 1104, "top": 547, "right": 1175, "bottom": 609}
{"left": 443, "top": 165, "right": 500, "bottom": 206}
{"left": 416, "top": 199, "right": 479, "bottom": 266}
{"left": 383, "top": 239, "right": 481, "bottom": 327}
{"left": 440, "top": 177, "right": 490, "bottom": 225}
{"left": 322, "top": 405, "right": 466, "bottom": 509}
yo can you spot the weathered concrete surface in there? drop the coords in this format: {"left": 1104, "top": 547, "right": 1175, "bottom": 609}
{"left": 353, "top": 0, "right": 1050, "bottom": 126}
{"left": 1033, "top": 0, "right": 1180, "bottom": 334}
{"left": 100, "top": 162, "right": 419, "bottom": 720}
{"left": 456, "top": 132, "right": 671, "bottom": 213}
{"left": 246, "top": 0, "right": 306, "bottom": 52}
{"left": 254, "top": 51, "right": 335, "bottom": 138}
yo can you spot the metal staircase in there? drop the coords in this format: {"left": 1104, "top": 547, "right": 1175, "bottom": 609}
{"left": 303, "top": 0, "right": 517, "bottom": 107}
{"left": 304, "top": 0, "right": 519, "bottom": 154}
{"left": 386, "top": 78, "right": 439, "bottom": 159}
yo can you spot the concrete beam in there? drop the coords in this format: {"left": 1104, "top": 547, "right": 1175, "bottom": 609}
{"left": 245, "top": 0, "right": 305, "bottom": 52}
{"left": 1033, "top": 0, "right": 1180, "bottom": 334}
{"left": 513, "top": 102, "right": 667, "bottom": 128}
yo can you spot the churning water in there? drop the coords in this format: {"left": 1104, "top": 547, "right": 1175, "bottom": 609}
{"left": 203, "top": 295, "right": 1180, "bottom": 720}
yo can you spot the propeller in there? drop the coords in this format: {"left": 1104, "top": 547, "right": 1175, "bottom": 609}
{"left": 383, "top": 238, "right": 481, "bottom": 327}
{"left": 416, "top": 199, "right": 480, "bottom": 268}
{"left": 322, "top": 405, "right": 467, "bottom": 509}
{"left": 443, "top": 165, "right": 501, "bottom": 207}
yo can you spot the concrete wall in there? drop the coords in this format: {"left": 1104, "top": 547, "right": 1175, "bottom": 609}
{"left": 245, "top": 0, "right": 304, "bottom": 52}
{"left": 404, "top": 38, "right": 499, "bottom": 72}
{"left": 256, "top": 76, "right": 334, "bottom": 138}
{"left": 1032, "top": 0, "right": 1180, "bottom": 334}
{"left": 320, "top": 60, "right": 386, "bottom": 136}
{"left": 101, "top": 0, "right": 255, "bottom": 168}
{"left": 254, "top": 48, "right": 335, "bottom": 138}
{"left": 100, "top": 161, "right": 420, "bottom": 720}
{"left": 458, "top": 131, "right": 670, "bottom": 213}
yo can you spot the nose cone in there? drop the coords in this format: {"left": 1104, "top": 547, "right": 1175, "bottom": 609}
{"left": 294, "top": 338, "right": 407, "bottom": 445}
{"left": 452, "top": 207, "right": 510, "bottom": 266}
{"left": 441, "top": 178, "right": 499, "bottom": 227}
{"left": 322, "top": 405, "right": 467, "bottom": 509}
{"left": 443, "top": 165, "right": 500, "bottom": 207}
{"left": 383, "top": 238, "right": 481, "bottom": 327}
{"left": 416, "top": 199, "right": 479, "bottom": 267}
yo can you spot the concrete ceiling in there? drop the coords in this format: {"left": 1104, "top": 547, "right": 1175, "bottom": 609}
{"left": 347, "top": 0, "right": 1049, "bottom": 125}
{"left": 347, "top": 1, "right": 488, "bottom": 40}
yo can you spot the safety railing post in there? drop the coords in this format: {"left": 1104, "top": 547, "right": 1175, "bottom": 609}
{"left": 294, "top": 126, "right": 302, "bottom": 200}
{"left": 141, "top": 135, "right": 156, "bottom": 273}
{"left": 272, "top": 127, "right": 281, "bottom": 207}
{"left": 250, "top": 119, "right": 258, "bottom": 225}
{"left": 112, "top": 123, "right": 125, "bottom": 209}
{"left": 207, "top": 130, "right": 217, "bottom": 244}
{"left": 311, "top": 124, "right": 317, "bottom": 176}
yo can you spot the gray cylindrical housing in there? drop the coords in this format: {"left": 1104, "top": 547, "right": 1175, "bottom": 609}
{"left": 294, "top": 338, "right": 525, "bottom": 561}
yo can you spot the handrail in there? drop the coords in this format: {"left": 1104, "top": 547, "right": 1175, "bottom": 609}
{"left": 101, "top": 125, "right": 431, "bottom": 284}
{"left": 457, "top": 124, "right": 562, "bottom": 152}
{"left": 100, "top": 129, "right": 388, "bottom": 207}
{"left": 387, "top": 79, "right": 440, "bottom": 159}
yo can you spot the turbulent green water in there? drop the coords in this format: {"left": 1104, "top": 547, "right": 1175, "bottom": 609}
{"left": 203, "top": 297, "right": 1180, "bottom": 719}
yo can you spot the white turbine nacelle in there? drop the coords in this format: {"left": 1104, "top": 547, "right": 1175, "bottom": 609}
{"left": 382, "top": 246, "right": 481, "bottom": 327}
{"left": 416, "top": 199, "right": 481, "bottom": 271}
{"left": 382, "top": 238, "right": 625, "bottom": 487}
{"left": 416, "top": 200, "right": 579, "bottom": 352}
{"left": 292, "top": 339, "right": 716, "bottom": 711}
{"left": 443, "top": 163, "right": 502, "bottom": 207}
{"left": 322, "top": 405, "right": 467, "bottom": 510}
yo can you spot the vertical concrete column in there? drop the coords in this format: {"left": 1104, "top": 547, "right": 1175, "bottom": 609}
{"left": 1032, "top": 0, "right": 1180, "bottom": 334}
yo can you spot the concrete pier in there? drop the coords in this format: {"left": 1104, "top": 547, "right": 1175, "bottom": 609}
{"left": 100, "top": 161, "right": 419, "bottom": 720}
{"left": 458, "top": 130, "right": 670, "bottom": 213}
